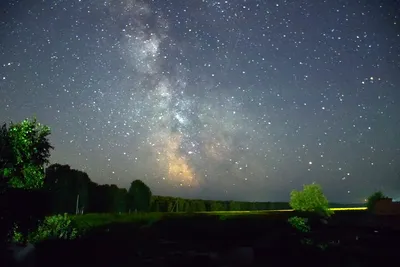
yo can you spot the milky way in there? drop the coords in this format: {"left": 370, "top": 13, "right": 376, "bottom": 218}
{"left": 0, "top": 0, "right": 399, "bottom": 202}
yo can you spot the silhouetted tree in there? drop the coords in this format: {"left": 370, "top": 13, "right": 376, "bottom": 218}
{"left": 210, "top": 201, "right": 225, "bottom": 211}
{"left": 151, "top": 196, "right": 176, "bottom": 212}
{"left": 88, "top": 184, "right": 113, "bottom": 213}
{"left": 182, "top": 199, "right": 191, "bottom": 212}
{"left": 150, "top": 198, "right": 161, "bottom": 212}
{"left": 44, "top": 164, "right": 91, "bottom": 214}
{"left": 104, "top": 184, "right": 128, "bottom": 213}
{"left": 366, "top": 191, "right": 388, "bottom": 212}
{"left": 229, "top": 201, "right": 241, "bottom": 211}
{"left": 127, "top": 180, "right": 152, "bottom": 212}
{"left": 0, "top": 124, "right": 12, "bottom": 190}
{"left": 192, "top": 200, "right": 206, "bottom": 212}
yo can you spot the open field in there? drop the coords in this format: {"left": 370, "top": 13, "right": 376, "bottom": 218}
{"left": 70, "top": 207, "right": 368, "bottom": 229}
{"left": 33, "top": 209, "right": 400, "bottom": 267}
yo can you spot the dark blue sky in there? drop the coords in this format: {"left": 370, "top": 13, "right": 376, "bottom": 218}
{"left": 1, "top": 0, "right": 399, "bottom": 202}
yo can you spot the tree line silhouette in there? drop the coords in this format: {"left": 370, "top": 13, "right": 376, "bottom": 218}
{"left": 43, "top": 163, "right": 293, "bottom": 214}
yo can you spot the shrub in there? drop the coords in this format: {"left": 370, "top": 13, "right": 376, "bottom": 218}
{"left": 366, "top": 191, "right": 388, "bottom": 212}
{"left": 290, "top": 183, "right": 333, "bottom": 217}
{"left": 11, "top": 224, "right": 24, "bottom": 244}
{"left": 288, "top": 216, "right": 310, "bottom": 233}
{"left": 13, "top": 214, "right": 80, "bottom": 244}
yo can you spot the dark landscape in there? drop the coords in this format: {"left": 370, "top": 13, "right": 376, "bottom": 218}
{"left": 0, "top": 117, "right": 398, "bottom": 267}
{"left": 33, "top": 211, "right": 400, "bottom": 267}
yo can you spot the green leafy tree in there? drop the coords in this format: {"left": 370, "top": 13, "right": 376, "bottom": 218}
{"left": 0, "top": 118, "right": 53, "bottom": 248}
{"left": 1, "top": 117, "right": 53, "bottom": 189}
{"left": 127, "top": 180, "right": 152, "bottom": 212}
{"left": 290, "top": 183, "right": 333, "bottom": 217}
{"left": 366, "top": 191, "right": 388, "bottom": 211}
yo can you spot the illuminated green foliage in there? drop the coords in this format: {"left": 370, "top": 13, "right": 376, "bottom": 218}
{"left": 13, "top": 214, "right": 79, "bottom": 244}
{"left": 288, "top": 216, "right": 310, "bottom": 232}
{"left": 290, "top": 183, "right": 333, "bottom": 217}
{"left": 9, "top": 163, "right": 44, "bottom": 189}
{"left": 11, "top": 224, "right": 24, "bottom": 244}
{"left": 1, "top": 117, "right": 53, "bottom": 189}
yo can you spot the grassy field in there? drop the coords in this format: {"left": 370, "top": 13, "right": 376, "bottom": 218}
{"left": 71, "top": 212, "right": 165, "bottom": 229}
{"left": 70, "top": 207, "right": 368, "bottom": 230}
{"left": 37, "top": 207, "right": 400, "bottom": 267}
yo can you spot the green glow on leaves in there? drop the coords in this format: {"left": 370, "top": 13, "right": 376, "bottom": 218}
{"left": 1, "top": 117, "right": 53, "bottom": 189}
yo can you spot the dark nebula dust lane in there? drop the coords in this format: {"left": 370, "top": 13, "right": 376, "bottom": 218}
{"left": 0, "top": 0, "right": 399, "bottom": 202}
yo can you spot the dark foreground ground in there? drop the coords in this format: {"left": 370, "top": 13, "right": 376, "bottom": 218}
{"left": 32, "top": 211, "right": 400, "bottom": 267}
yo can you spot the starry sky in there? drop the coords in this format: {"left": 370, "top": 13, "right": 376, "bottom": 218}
{"left": 1, "top": 0, "right": 399, "bottom": 203}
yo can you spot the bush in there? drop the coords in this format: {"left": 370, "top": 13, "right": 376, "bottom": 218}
{"left": 366, "top": 191, "right": 388, "bottom": 212}
{"left": 288, "top": 216, "right": 310, "bottom": 233}
{"left": 11, "top": 224, "right": 25, "bottom": 244}
{"left": 290, "top": 183, "right": 333, "bottom": 217}
{"left": 13, "top": 214, "right": 79, "bottom": 244}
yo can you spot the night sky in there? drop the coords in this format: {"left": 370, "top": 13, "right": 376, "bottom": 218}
{"left": 1, "top": 0, "right": 399, "bottom": 203}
